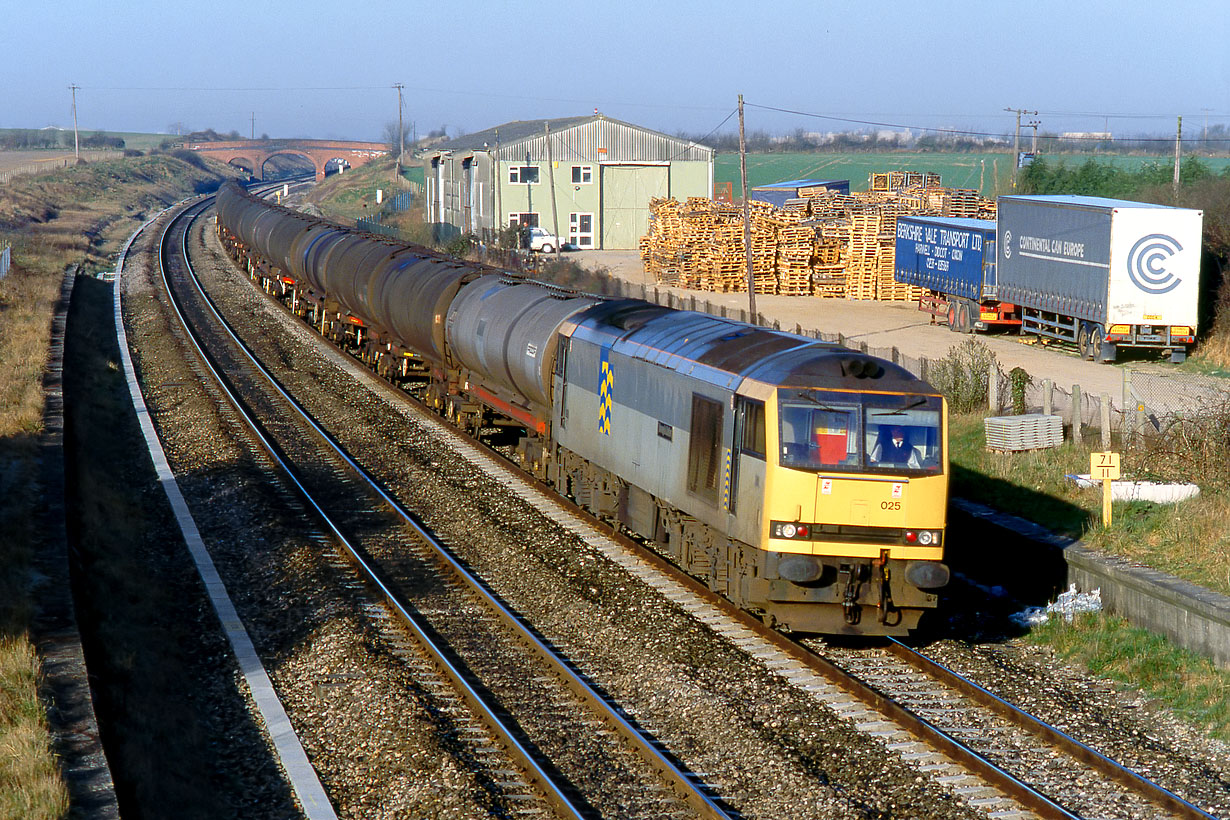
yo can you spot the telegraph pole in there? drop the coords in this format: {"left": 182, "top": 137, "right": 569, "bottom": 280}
{"left": 1173, "top": 116, "right": 1182, "bottom": 201}
{"left": 1005, "top": 107, "right": 1036, "bottom": 189}
{"left": 393, "top": 83, "right": 405, "bottom": 177}
{"left": 69, "top": 84, "right": 80, "bottom": 161}
{"left": 738, "top": 94, "right": 756, "bottom": 320}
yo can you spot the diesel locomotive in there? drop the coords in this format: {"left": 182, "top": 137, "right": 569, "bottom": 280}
{"left": 215, "top": 181, "right": 951, "bottom": 635}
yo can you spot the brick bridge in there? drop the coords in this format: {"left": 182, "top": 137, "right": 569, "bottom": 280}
{"left": 184, "top": 139, "right": 388, "bottom": 181}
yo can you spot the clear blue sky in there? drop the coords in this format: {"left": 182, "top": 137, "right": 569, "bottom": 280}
{"left": 3, "top": 0, "right": 1227, "bottom": 144}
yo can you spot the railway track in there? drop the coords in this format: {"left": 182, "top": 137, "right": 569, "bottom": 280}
{"left": 154, "top": 195, "right": 736, "bottom": 818}
{"left": 129, "top": 190, "right": 1229, "bottom": 820}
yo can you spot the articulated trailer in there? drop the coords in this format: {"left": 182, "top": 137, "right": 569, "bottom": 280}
{"left": 894, "top": 215, "right": 1018, "bottom": 334}
{"left": 895, "top": 196, "right": 1204, "bottom": 362}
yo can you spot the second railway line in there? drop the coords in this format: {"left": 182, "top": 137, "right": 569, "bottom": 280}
{"left": 108, "top": 188, "right": 1229, "bottom": 818}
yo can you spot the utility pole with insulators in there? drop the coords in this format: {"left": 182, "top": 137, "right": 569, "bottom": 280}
{"left": 394, "top": 83, "right": 405, "bottom": 179}
{"left": 738, "top": 94, "right": 756, "bottom": 320}
{"left": 1173, "top": 116, "right": 1182, "bottom": 202}
{"left": 69, "top": 84, "right": 80, "bottom": 161}
{"left": 250, "top": 112, "right": 255, "bottom": 140}
{"left": 1004, "top": 106, "right": 1036, "bottom": 189}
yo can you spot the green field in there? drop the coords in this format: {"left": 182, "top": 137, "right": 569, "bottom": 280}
{"left": 714, "top": 152, "right": 1230, "bottom": 197}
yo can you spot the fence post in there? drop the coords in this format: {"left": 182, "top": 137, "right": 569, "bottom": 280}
{"left": 1100, "top": 393, "right": 1112, "bottom": 449}
{"left": 988, "top": 363, "right": 1000, "bottom": 413}
{"left": 919, "top": 356, "right": 928, "bottom": 382}
{"left": 859, "top": 341, "right": 868, "bottom": 354}
{"left": 838, "top": 332, "right": 846, "bottom": 347}
{"left": 1042, "top": 379, "right": 1053, "bottom": 416}
{"left": 891, "top": 346, "right": 900, "bottom": 364}
{"left": 720, "top": 305, "right": 727, "bottom": 318}
{"left": 1072, "top": 384, "right": 1083, "bottom": 446}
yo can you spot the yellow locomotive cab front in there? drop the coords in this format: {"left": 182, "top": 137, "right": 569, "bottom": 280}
{"left": 751, "top": 387, "right": 950, "bottom": 634}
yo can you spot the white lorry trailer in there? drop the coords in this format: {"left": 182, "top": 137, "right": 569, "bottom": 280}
{"left": 996, "top": 195, "right": 1203, "bottom": 362}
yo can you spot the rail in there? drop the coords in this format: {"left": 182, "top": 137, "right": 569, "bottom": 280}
{"left": 168, "top": 195, "right": 734, "bottom": 820}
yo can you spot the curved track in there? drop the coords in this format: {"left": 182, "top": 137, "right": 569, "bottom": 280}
{"left": 157, "top": 193, "right": 736, "bottom": 819}
{"left": 144, "top": 187, "right": 1227, "bottom": 820}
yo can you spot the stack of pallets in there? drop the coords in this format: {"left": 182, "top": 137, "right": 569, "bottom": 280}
{"left": 641, "top": 172, "right": 994, "bottom": 301}
{"left": 943, "top": 189, "right": 982, "bottom": 218}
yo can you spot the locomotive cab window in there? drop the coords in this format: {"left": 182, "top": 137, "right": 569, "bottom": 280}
{"left": 778, "top": 390, "right": 942, "bottom": 475}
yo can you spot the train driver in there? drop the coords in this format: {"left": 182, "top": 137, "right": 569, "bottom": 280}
{"left": 870, "top": 425, "right": 922, "bottom": 468}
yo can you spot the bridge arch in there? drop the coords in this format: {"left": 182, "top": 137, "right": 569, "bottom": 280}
{"left": 185, "top": 139, "right": 388, "bottom": 182}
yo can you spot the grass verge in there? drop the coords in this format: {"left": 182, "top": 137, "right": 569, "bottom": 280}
{"left": 948, "top": 411, "right": 1230, "bottom": 597}
{"left": 0, "top": 152, "right": 235, "bottom": 817}
{"left": 1027, "top": 612, "right": 1230, "bottom": 742}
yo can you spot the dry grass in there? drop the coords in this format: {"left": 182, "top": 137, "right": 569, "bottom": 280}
{"left": 0, "top": 639, "right": 70, "bottom": 820}
{"left": 0, "top": 152, "right": 235, "bottom": 817}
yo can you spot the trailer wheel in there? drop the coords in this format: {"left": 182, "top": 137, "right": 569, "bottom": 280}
{"left": 1077, "top": 324, "right": 1092, "bottom": 360}
{"left": 958, "top": 301, "right": 974, "bottom": 334}
{"left": 946, "top": 302, "right": 960, "bottom": 332}
{"left": 1090, "top": 327, "right": 1105, "bottom": 361}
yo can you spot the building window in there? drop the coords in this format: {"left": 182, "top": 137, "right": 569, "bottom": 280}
{"left": 571, "top": 165, "right": 593, "bottom": 184}
{"left": 509, "top": 165, "right": 540, "bottom": 184}
{"left": 569, "top": 213, "right": 594, "bottom": 248}
{"left": 508, "top": 212, "right": 539, "bottom": 228}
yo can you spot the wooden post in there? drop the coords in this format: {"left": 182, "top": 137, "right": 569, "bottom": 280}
{"left": 1072, "top": 384, "right": 1083, "bottom": 446}
{"left": 1100, "top": 393, "right": 1112, "bottom": 449}
{"left": 1042, "top": 379, "right": 1053, "bottom": 416}
{"left": 919, "top": 356, "right": 929, "bottom": 382}
{"left": 988, "top": 363, "right": 1000, "bottom": 413}
{"left": 738, "top": 93, "right": 756, "bottom": 319}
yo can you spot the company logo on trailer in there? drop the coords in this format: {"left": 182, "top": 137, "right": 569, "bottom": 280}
{"left": 1127, "top": 233, "right": 1183, "bottom": 294}
{"left": 1002, "top": 230, "right": 1012, "bottom": 259}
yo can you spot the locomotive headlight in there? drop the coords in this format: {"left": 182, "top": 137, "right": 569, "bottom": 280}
{"left": 918, "top": 531, "right": 934, "bottom": 545}
{"left": 781, "top": 523, "right": 797, "bottom": 539}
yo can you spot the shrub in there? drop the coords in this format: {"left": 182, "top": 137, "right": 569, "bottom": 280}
{"left": 443, "top": 233, "right": 473, "bottom": 259}
{"left": 928, "top": 338, "right": 997, "bottom": 413}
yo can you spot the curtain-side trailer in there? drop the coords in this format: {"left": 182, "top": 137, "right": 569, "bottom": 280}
{"left": 894, "top": 216, "right": 1018, "bottom": 333}
{"left": 997, "top": 195, "right": 1202, "bottom": 363}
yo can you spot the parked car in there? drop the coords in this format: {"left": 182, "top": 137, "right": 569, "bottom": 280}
{"left": 525, "top": 226, "right": 560, "bottom": 253}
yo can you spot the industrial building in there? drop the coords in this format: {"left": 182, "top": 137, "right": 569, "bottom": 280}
{"left": 423, "top": 114, "right": 714, "bottom": 250}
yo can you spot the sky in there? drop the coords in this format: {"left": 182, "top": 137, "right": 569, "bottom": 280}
{"left": 3, "top": 0, "right": 1227, "bottom": 145}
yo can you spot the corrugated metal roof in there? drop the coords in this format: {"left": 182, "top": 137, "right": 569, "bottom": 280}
{"left": 434, "top": 114, "right": 713, "bottom": 163}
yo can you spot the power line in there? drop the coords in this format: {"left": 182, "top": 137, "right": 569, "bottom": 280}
{"left": 743, "top": 101, "right": 1230, "bottom": 144}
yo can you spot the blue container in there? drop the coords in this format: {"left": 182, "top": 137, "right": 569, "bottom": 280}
{"left": 894, "top": 216, "right": 996, "bottom": 301}
{"left": 750, "top": 178, "right": 850, "bottom": 207}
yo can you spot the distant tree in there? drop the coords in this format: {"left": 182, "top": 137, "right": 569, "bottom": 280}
{"left": 383, "top": 120, "right": 410, "bottom": 156}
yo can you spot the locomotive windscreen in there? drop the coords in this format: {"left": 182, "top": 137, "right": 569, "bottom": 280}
{"left": 778, "top": 390, "right": 942, "bottom": 475}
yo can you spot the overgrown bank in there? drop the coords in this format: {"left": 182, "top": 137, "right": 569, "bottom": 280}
{"left": 0, "top": 153, "right": 235, "bottom": 818}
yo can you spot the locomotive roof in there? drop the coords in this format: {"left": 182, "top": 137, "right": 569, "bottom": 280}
{"left": 570, "top": 301, "right": 929, "bottom": 393}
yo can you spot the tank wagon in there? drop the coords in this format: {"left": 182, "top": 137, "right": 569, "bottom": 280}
{"left": 215, "top": 181, "right": 951, "bottom": 635}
